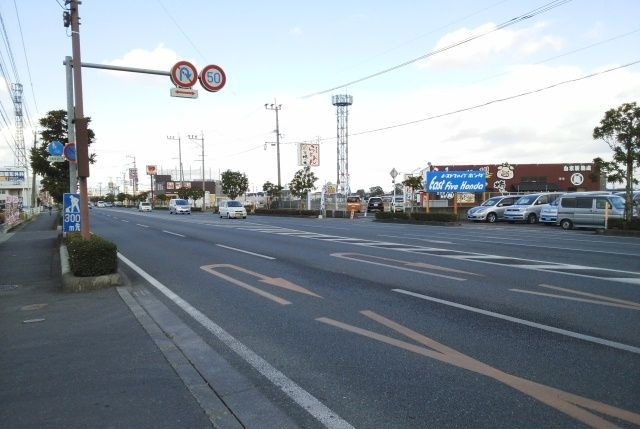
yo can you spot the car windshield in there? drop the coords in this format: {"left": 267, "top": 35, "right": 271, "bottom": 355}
{"left": 228, "top": 201, "right": 243, "bottom": 207}
{"left": 347, "top": 197, "right": 360, "bottom": 203}
{"left": 175, "top": 200, "right": 188, "bottom": 205}
{"left": 140, "top": 202, "right": 150, "bottom": 206}
{"left": 481, "top": 198, "right": 501, "bottom": 207}
{"left": 610, "top": 196, "right": 625, "bottom": 210}
{"left": 514, "top": 196, "right": 536, "bottom": 205}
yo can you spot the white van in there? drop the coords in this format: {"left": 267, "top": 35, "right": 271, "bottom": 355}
{"left": 168, "top": 198, "right": 191, "bottom": 215}
{"left": 556, "top": 193, "right": 625, "bottom": 230}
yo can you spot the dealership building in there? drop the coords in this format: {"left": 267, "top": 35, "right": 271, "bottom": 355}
{"left": 427, "top": 162, "right": 604, "bottom": 194}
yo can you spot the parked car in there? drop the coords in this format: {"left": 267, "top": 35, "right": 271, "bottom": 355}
{"left": 367, "top": 197, "right": 383, "bottom": 212}
{"left": 392, "top": 196, "right": 405, "bottom": 212}
{"left": 219, "top": 200, "right": 247, "bottom": 219}
{"left": 168, "top": 198, "right": 191, "bottom": 214}
{"left": 138, "top": 201, "right": 152, "bottom": 212}
{"left": 346, "top": 196, "right": 362, "bottom": 213}
{"left": 539, "top": 199, "right": 560, "bottom": 225}
{"left": 614, "top": 190, "right": 640, "bottom": 217}
{"left": 556, "top": 193, "right": 626, "bottom": 230}
{"left": 503, "top": 192, "right": 564, "bottom": 224}
{"left": 96, "top": 200, "right": 106, "bottom": 208}
{"left": 466, "top": 195, "right": 519, "bottom": 223}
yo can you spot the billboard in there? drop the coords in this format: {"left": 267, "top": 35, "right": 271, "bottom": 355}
{"left": 298, "top": 143, "right": 320, "bottom": 166}
{"left": 0, "top": 169, "right": 26, "bottom": 187}
{"left": 425, "top": 170, "right": 486, "bottom": 193}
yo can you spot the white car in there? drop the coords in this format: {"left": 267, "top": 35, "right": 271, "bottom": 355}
{"left": 219, "top": 200, "right": 247, "bottom": 219}
{"left": 138, "top": 201, "right": 152, "bottom": 212}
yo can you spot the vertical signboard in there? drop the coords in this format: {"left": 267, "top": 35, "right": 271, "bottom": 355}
{"left": 63, "top": 193, "right": 82, "bottom": 233}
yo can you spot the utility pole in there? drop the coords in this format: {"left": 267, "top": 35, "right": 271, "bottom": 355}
{"left": 167, "top": 135, "right": 183, "bottom": 189}
{"left": 187, "top": 133, "right": 205, "bottom": 208}
{"left": 264, "top": 101, "right": 282, "bottom": 189}
{"left": 126, "top": 154, "right": 137, "bottom": 196}
{"left": 67, "top": 0, "right": 91, "bottom": 240}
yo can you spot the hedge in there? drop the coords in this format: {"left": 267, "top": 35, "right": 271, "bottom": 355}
{"left": 65, "top": 233, "right": 118, "bottom": 277}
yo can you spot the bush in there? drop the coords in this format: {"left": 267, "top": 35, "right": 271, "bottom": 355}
{"left": 375, "top": 211, "right": 458, "bottom": 223}
{"left": 65, "top": 233, "right": 117, "bottom": 277}
{"left": 608, "top": 218, "right": 640, "bottom": 230}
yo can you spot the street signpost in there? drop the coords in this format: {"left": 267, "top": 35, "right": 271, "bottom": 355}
{"left": 199, "top": 64, "right": 226, "bottom": 92}
{"left": 62, "top": 193, "right": 82, "bottom": 233}
{"left": 170, "top": 61, "right": 198, "bottom": 88}
{"left": 63, "top": 143, "right": 77, "bottom": 163}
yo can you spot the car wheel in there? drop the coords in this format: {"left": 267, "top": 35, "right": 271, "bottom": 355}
{"left": 560, "top": 219, "right": 573, "bottom": 230}
{"left": 486, "top": 212, "right": 497, "bottom": 223}
{"left": 527, "top": 213, "right": 537, "bottom": 224}
{"left": 243, "top": 216, "right": 246, "bottom": 219}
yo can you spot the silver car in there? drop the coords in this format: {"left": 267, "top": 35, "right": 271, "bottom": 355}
{"left": 539, "top": 199, "right": 560, "bottom": 225}
{"left": 503, "top": 192, "right": 563, "bottom": 224}
{"left": 466, "top": 195, "right": 519, "bottom": 223}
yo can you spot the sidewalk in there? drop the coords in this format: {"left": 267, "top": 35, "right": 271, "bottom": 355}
{"left": 0, "top": 213, "right": 213, "bottom": 428}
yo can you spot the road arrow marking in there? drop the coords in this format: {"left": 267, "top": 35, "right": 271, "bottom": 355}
{"left": 201, "top": 264, "right": 322, "bottom": 305}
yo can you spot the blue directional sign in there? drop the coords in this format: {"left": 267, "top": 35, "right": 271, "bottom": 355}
{"left": 47, "top": 140, "right": 64, "bottom": 156}
{"left": 425, "top": 171, "right": 486, "bottom": 192}
{"left": 62, "top": 193, "right": 82, "bottom": 233}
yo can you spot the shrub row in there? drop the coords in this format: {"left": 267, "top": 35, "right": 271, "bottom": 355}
{"left": 608, "top": 218, "right": 640, "bottom": 231}
{"left": 65, "top": 233, "right": 118, "bottom": 277}
{"left": 375, "top": 211, "right": 458, "bottom": 223}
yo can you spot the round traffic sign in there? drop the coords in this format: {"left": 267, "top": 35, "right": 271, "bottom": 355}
{"left": 170, "top": 61, "right": 198, "bottom": 88}
{"left": 199, "top": 64, "right": 226, "bottom": 92}
{"left": 63, "top": 143, "right": 77, "bottom": 163}
{"left": 48, "top": 140, "right": 64, "bottom": 156}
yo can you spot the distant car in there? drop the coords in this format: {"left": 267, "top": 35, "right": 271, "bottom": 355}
{"left": 346, "top": 196, "right": 362, "bottom": 213}
{"left": 367, "top": 197, "right": 383, "bottom": 212}
{"left": 392, "top": 196, "right": 405, "bottom": 212}
{"left": 169, "top": 198, "right": 191, "bottom": 215}
{"left": 138, "top": 201, "right": 152, "bottom": 212}
{"left": 219, "top": 200, "right": 247, "bottom": 219}
{"left": 467, "top": 195, "right": 519, "bottom": 223}
{"left": 96, "top": 201, "right": 106, "bottom": 208}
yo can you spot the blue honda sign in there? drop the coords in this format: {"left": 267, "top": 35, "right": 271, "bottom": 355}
{"left": 62, "top": 193, "right": 82, "bottom": 233}
{"left": 425, "top": 171, "right": 486, "bottom": 192}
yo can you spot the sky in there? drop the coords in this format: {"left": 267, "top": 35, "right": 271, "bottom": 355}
{"left": 1, "top": 0, "right": 640, "bottom": 195}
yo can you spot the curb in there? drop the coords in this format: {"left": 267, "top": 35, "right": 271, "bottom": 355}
{"left": 60, "top": 244, "right": 122, "bottom": 292}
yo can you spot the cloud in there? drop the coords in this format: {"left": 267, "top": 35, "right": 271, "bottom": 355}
{"left": 289, "top": 26, "right": 303, "bottom": 36}
{"left": 423, "top": 22, "right": 563, "bottom": 69}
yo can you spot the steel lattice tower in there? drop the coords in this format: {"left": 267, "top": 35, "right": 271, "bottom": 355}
{"left": 332, "top": 94, "right": 353, "bottom": 195}
{"left": 11, "top": 83, "right": 26, "bottom": 169}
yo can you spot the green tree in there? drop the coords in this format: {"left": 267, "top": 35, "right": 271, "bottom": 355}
{"left": 29, "top": 110, "right": 96, "bottom": 202}
{"left": 355, "top": 188, "right": 365, "bottom": 198}
{"left": 116, "top": 192, "right": 127, "bottom": 204}
{"left": 593, "top": 102, "right": 640, "bottom": 224}
{"left": 368, "top": 186, "right": 384, "bottom": 197}
{"left": 289, "top": 166, "right": 318, "bottom": 208}
{"left": 402, "top": 176, "right": 424, "bottom": 211}
{"left": 263, "top": 181, "right": 283, "bottom": 208}
{"left": 176, "top": 187, "right": 191, "bottom": 201}
{"left": 221, "top": 170, "right": 249, "bottom": 200}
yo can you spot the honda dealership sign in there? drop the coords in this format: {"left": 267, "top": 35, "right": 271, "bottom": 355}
{"left": 425, "top": 170, "right": 486, "bottom": 192}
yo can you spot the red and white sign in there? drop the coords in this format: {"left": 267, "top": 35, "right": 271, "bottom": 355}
{"left": 199, "top": 64, "right": 226, "bottom": 92}
{"left": 170, "top": 87, "right": 198, "bottom": 99}
{"left": 170, "top": 61, "right": 198, "bottom": 88}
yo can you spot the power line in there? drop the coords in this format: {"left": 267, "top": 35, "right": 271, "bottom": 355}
{"left": 155, "top": 0, "right": 208, "bottom": 64}
{"left": 302, "top": 0, "right": 572, "bottom": 98}
{"left": 348, "top": 59, "right": 640, "bottom": 137}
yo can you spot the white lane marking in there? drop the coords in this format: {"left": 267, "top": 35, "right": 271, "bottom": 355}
{"left": 121, "top": 219, "right": 129, "bottom": 223}
{"left": 162, "top": 230, "right": 186, "bottom": 237}
{"left": 216, "top": 244, "right": 276, "bottom": 260}
{"left": 136, "top": 224, "right": 149, "bottom": 228}
{"left": 392, "top": 289, "right": 640, "bottom": 355}
{"left": 117, "top": 253, "right": 354, "bottom": 429}
{"left": 380, "top": 234, "right": 453, "bottom": 244}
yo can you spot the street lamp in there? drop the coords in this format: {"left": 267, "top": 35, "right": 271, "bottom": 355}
{"left": 166, "top": 135, "right": 183, "bottom": 189}
{"left": 187, "top": 133, "right": 206, "bottom": 209}
{"left": 264, "top": 102, "right": 282, "bottom": 189}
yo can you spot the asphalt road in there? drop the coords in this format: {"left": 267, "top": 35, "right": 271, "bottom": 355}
{"left": 88, "top": 208, "right": 640, "bottom": 429}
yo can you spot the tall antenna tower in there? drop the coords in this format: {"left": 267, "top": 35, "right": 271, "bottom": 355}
{"left": 11, "top": 83, "right": 27, "bottom": 168}
{"left": 332, "top": 94, "right": 353, "bottom": 195}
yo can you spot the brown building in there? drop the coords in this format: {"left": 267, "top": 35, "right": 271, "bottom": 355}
{"left": 429, "top": 162, "right": 604, "bottom": 193}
